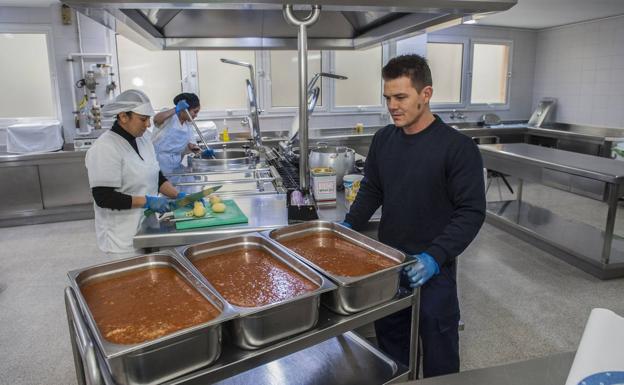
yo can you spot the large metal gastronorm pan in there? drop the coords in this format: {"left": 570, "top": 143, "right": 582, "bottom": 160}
{"left": 265, "top": 221, "right": 413, "bottom": 315}
{"left": 176, "top": 233, "right": 336, "bottom": 350}
{"left": 67, "top": 250, "right": 238, "bottom": 385}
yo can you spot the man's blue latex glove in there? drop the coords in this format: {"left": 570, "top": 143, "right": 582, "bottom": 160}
{"left": 144, "top": 195, "right": 171, "bottom": 214}
{"left": 404, "top": 252, "right": 440, "bottom": 288}
{"left": 336, "top": 221, "right": 352, "bottom": 229}
{"left": 176, "top": 192, "right": 187, "bottom": 199}
{"left": 175, "top": 99, "right": 190, "bottom": 114}
{"left": 202, "top": 148, "right": 215, "bottom": 158}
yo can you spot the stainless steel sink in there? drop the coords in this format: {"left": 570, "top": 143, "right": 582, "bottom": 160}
{"left": 448, "top": 122, "right": 482, "bottom": 130}
{"left": 189, "top": 148, "right": 259, "bottom": 171}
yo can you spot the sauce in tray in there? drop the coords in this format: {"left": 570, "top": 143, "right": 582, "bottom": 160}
{"left": 193, "top": 248, "right": 318, "bottom": 307}
{"left": 280, "top": 232, "right": 398, "bottom": 277}
{"left": 81, "top": 267, "right": 220, "bottom": 345}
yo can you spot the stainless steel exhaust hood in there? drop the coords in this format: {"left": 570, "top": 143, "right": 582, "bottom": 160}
{"left": 64, "top": 0, "right": 516, "bottom": 50}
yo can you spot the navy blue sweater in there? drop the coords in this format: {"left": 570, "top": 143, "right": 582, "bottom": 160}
{"left": 345, "top": 116, "right": 486, "bottom": 267}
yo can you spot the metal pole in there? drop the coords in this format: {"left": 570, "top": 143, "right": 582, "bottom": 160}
{"left": 408, "top": 289, "right": 420, "bottom": 380}
{"left": 298, "top": 22, "right": 310, "bottom": 191}
{"left": 283, "top": 4, "right": 321, "bottom": 192}
{"left": 601, "top": 183, "right": 619, "bottom": 264}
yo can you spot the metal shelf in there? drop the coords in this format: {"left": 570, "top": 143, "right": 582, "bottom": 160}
{"left": 68, "top": 290, "right": 419, "bottom": 385}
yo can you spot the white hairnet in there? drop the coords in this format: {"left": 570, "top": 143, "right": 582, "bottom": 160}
{"left": 102, "top": 89, "right": 155, "bottom": 118}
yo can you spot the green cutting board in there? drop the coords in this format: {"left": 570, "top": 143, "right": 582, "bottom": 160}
{"left": 173, "top": 199, "right": 248, "bottom": 230}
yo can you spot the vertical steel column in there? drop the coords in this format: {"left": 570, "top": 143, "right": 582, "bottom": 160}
{"left": 516, "top": 178, "right": 524, "bottom": 203}
{"left": 408, "top": 289, "right": 421, "bottom": 380}
{"left": 283, "top": 4, "right": 321, "bottom": 191}
{"left": 601, "top": 183, "right": 619, "bottom": 264}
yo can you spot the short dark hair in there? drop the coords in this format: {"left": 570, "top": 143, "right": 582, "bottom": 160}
{"left": 173, "top": 92, "right": 200, "bottom": 109}
{"left": 382, "top": 54, "right": 432, "bottom": 92}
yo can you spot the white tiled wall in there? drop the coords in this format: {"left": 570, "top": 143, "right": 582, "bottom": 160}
{"left": 533, "top": 15, "right": 624, "bottom": 127}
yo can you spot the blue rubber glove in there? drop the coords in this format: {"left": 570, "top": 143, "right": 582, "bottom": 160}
{"left": 202, "top": 148, "right": 215, "bottom": 158}
{"left": 404, "top": 252, "right": 440, "bottom": 288}
{"left": 176, "top": 192, "right": 187, "bottom": 199}
{"left": 336, "top": 221, "right": 352, "bottom": 229}
{"left": 175, "top": 99, "right": 190, "bottom": 114}
{"left": 143, "top": 195, "right": 171, "bottom": 214}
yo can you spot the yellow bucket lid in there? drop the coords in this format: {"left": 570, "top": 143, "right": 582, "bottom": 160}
{"left": 311, "top": 167, "right": 336, "bottom": 176}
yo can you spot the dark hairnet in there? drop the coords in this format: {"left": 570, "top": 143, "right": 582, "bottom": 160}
{"left": 173, "top": 92, "right": 200, "bottom": 109}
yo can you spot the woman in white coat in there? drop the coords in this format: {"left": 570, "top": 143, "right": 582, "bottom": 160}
{"left": 152, "top": 92, "right": 214, "bottom": 173}
{"left": 85, "top": 89, "right": 185, "bottom": 256}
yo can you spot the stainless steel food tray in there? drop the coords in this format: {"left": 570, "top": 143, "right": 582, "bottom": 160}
{"left": 264, "top": 221, "right": 413, "bottom": 315}
{"left": 175, "top": 233, "right": 336, "bottom": 350}
{"left": 67, "top": 250, "right": 238, "bottom": 385}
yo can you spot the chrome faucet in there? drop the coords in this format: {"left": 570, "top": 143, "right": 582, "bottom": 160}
{"left": 220, "top": 58, "right": 262, "bottom": 149}
{"left": 306, "top": 73, "right": 347, "bottom": 116}
{"left": 450, "top": 109, "right": 466, "bottom": 120}
{"left": 307, "top": 72, "right": 348, "bottom": 96}
{"left": 286, "top": 72, "right": 348, "bottom": 150}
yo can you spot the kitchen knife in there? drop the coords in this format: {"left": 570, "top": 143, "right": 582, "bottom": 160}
{"left": 144, "top": 185, "right": 222, "bottom": 217}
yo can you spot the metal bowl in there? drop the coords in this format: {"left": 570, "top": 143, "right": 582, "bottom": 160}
{"left": 189, "top": 148, "right": 259, "bottom": 171}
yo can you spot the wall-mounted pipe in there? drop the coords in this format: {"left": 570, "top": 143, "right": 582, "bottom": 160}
{"left": 66, "top": 53, "right": 112, "bottom": 131}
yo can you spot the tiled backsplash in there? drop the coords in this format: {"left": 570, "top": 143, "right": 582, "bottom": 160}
{"left": 533, "top": 15, "right": 624, "bottom": 127}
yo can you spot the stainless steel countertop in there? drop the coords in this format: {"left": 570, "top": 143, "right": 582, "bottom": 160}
{"left": 534, "top": 123, "right": 624, "bottom": 142}
{"left": 134, "top": 194, "right": 289, "bottom": 249}
{"left": 451, "top": 122, "right": 624, "bottom": 143}
{"left": 401, "top": 352, "right": 574, "bottom": 385}
{"left": 0, "top": 148, "right": 86, "bottom": 163}
{"left": 211, "top": 127, "right": 378, "bottom": 147}
{"left": 134, "top": 191, "right": 380, "bottom": 249}
{"left": 480, "top": 143, "right": 624, "bottom": 184}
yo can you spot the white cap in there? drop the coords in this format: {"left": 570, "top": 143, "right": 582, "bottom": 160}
{"left": 101, "top": 89, "right": 155, "bottom": 118}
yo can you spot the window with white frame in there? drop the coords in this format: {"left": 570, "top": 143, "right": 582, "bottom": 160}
{"left": 197, "top": 51, "right": 256, "bottom": 111}
{"left": 334, "top": 46, "right": 383, "bottom": 107}
{"left": 269, "top": 50, "right": 322, "bottom": 108}
{"left": 0, "top": 33, "right": 56, "bottom": 119}
{"left": 427, "top": 42, "right": 464, "bottom": 105}
{"left": 116, "top": 35, "right": 182, "bottom": 110}
{"left": 470, "top": 42, "right": 511, "bottom": 105}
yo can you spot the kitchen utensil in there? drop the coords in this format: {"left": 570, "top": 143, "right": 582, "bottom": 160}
{"left": 176, "top": 233, "right": 335, "bottom": 349}
{"left": 308, "top": 144, "right": 355, "bottom": 186}
{"left": 265, "top": 221, "right": 412, "bottom": 315}
{"left": 479, "top": 113, "right": 501, "bottom": 126}
{"left": 144, "top": 185, "right": 222, "bottom": 217}
{"left": 184, "top": 109, "right": 214, "bottom": 159}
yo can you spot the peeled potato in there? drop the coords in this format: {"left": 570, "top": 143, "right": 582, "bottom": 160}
{"left": 211, "top": 202, "right": 226, "bottom": 213}
{"left": 209, "top": 194, "right": 222, "bottom": 205}
{"left": 193, "top": 201, "right": 206, "bottom": 217}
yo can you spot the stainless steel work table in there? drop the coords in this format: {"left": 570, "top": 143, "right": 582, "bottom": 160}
{"left": 133, "top": 192, "right": 381, "bottom": 250}
{"left": 0, "top": 146, "right": 93, "bottom": 226}
{"left": 401, "top": 352, "right": 575, "bottom": 385}
{"left": 480, "top": 143, "right": 624, "bottom": 279}
{"left": 133, "top": 194, "right": 290, "bottom": 249}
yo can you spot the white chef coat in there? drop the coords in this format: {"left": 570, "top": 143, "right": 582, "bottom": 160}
{"left": 85, "top": 130, "right": 160, "bottom": 254}
{"left": 152, "top": 115, "right": 193, "bottom": 174}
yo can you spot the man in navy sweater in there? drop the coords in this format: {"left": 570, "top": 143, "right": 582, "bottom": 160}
{"left": 343, "top": 54, "right": 486, "bottom": 377}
